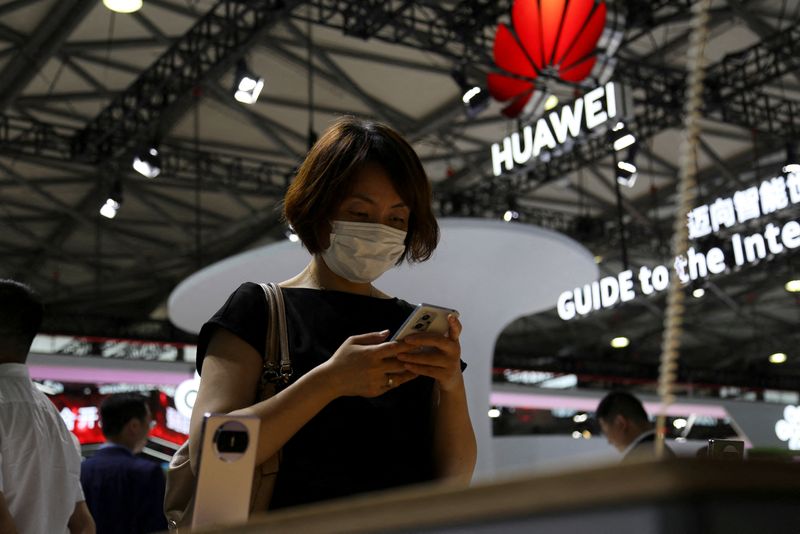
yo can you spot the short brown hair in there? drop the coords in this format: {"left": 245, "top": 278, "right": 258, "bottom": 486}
{"left": 283, "top": 116, "right": 439, "bottom": 263}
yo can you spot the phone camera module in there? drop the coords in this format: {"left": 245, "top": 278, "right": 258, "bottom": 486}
{"left": 213, "top": 421, "right": 250, "bottom": 462}
{"left": 414, "top": 322, "right": 425, "bottom": 330}
{"left": 421, "top": 314, "right": 431, "bottom": 321}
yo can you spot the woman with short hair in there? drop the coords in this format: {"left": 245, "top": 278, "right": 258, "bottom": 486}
{"left": 190, "top": 116, "right": 477, "bottom": 511}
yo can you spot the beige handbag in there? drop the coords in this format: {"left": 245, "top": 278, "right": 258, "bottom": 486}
{"left": 164, "top": 282, "right": 292, "bottom": 530}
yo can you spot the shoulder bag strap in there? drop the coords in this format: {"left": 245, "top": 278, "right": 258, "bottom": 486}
{"left": 258, "top": 283, "right": 292, "bottom": 397}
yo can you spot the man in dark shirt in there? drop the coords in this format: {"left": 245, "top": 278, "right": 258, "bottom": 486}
{"left": 80, "top": 393, "right": 166, "bottom": 534}
{"left": 596, "top": 391, "right": 675, "bottom": 462}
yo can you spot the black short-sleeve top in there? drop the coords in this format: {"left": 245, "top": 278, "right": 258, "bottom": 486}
{"left": 196, "top": 282, "right": 439, "bottom": 510}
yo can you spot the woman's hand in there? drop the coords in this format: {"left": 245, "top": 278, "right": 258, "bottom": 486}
{"left": 396, "top": 314, "right": 463, "bottom": 392}
{"left": 318, "top": 331, "right": 417, "bottom": 398}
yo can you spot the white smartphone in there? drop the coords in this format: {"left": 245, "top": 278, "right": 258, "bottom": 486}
{"left": 192, "top": 413, "right": 260, "bottom": 529}
{"left": 391, "top": 303, "right": 459, "bottom": 342}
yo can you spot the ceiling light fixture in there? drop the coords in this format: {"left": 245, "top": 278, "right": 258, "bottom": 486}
{"left": 785, "top": 279, "right": 800, "bottom": 293}
{"left": 769, "top": 352, "right": 787, "bottom": 364}
{"left": 233, "top": 60, "right": 264, "bottom": 105}
{"left": 610, "top": 122, "right": 636, "bottom": 151}
{"left": 100, "top": 181, "right": 122, "bottom": 219}
{"left": 451, "top": 67, "right": 490, "bottom": 118}
{"left": 616, "top": 143, "right": 639, "bottom": 188}
{"left": 610, "top": 336, "right": 629, "bottom": 349}
{"left": 132, "top": 146, "right": 161, "bottom": 178}
{"left": 103, "top": 0, "right": 143, "bottom": 13}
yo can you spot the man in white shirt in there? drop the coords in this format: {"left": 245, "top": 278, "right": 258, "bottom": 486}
{"left": 0, "top": 279, "right": 95, "bottom": 534}
{"left": 596, "top": 390, "right": 675, "bottom": 462}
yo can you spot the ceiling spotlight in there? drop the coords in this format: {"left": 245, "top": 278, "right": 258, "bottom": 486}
{"left": 610, "top": 122, "right": 636, "bottom": 151}
{"left": 573, "top": 413, "right": 588, "bottom": 423}
{"left": 451, "top": 66, "right": 490, "bottom": 118}
{"left": 610, "top": 336, "right": 629, "bottom": 349}
{"left": 616, "top": 144, "right": 639, "bottom": 188}
{"left": 503, "top": 210, "right": 519, "bottom": 222}
{"left": 103, "top": 0, "right": 143, "bottom": 13}
{"left": 543, "top": 94, "right": 559, "bottom": 111}
{"left": 100, "top": 181, "right": 122, "bottom": 219}
{"left": 769, "top": 352, "right": 787, "bottom": 364}
{"left": 785, "top": 280, "right": 800, "bottom": 293}
{"left": 233, "top": 60, "right": 264, "bottom": 105}
{"left": 132, "top": 146, "right": 161, "bottom": 178}
{"left": 692, "top": 287, "right": 705, "bottom": 298}
{"left": 672, "top": 418, "right": 688, "bottom": 429}
{"left": 488, "top": 408, "right": 501, "bottom": 418}
{"left": 285, "top": 227, "right": 300, "bottom": 243}
{"left": 99, "top": 198, "right": 120, "bottom": 219}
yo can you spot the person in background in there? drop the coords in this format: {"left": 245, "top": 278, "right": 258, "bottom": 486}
{"left": 191, "top": 116, "right": 476, "bottom": 512}
{"left": 0, "top": 279, "right": 95, "bottom": 534}
{"left": 80, "top": 393, "right": 167, "bottom": 534}
{"left": 596, "top": 390, "right": 675, "bottom": 462}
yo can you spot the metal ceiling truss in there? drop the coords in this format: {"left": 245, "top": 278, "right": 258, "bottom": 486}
{"left": 71, "top": 0, "right": 305, "bottom": 164}
{"left": 0, "top": 115, "right": 293, "bottom": 196}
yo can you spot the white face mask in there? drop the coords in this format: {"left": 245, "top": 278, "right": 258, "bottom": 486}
{"left": 321, "top": 220, "right": 407, "bottom": 284}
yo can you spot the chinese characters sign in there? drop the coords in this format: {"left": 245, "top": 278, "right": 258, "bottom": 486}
{"left": 557, "top": 167, "right": 800, "bottom": 320}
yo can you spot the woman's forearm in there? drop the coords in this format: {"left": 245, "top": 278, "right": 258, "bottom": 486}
{"left": 432, "top": 380, "right": 477, "bottom": 482}
{"left": 230, "top": 365, "right": 339, "bottom": 466}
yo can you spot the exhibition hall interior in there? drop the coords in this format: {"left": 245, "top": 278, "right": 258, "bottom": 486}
{"left": 1, "top": 0, "right": 799, "bottom": 530}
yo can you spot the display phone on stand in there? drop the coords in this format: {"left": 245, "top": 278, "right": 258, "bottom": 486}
{"left": 391, "top": 303, "right": 459, "bottom": 347}
{"left": 192, "top": 413, "right": 260, "bottom": 529}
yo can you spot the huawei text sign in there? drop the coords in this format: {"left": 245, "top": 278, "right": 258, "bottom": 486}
{"left": 491, "top": 82, "right": 623, "bottom": 176}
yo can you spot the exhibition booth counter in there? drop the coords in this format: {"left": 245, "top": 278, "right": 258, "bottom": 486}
{"left": 190, "top": 459, "right": 800, "bottom": 534}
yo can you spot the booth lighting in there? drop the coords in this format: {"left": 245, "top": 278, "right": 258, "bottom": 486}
{"left": 100, "top": 181, "right": 123, "bottom": 219}
{"left": 613, "top": 133, "right": 636, "bottom": 152}
{"left": 99, "top": 198, "right": 120, "bottom": 219}
{"left": 462, "top": 86, "right": 481, "bottom": 104}
{"left": 462, "top": 86, "right": 490, "bottom": 118}
{"left": 103, "top": 0, "right": 142, "bottom": 13}
{"left": 610, "top": 336, "right": 629, "bottom": 349}
{"left": 132, "top": 146, "right": 161, "bottom": 178}
{"left": 488, "top": 408, "right": 501, "bottom": 418}
{"left": 611, "top": 122, "right": 636, "bottom": 152}
{"left": 786, "top": 280, "right": 800, "bottom": 293}
{"left": 769, "top": 352, "right": 788, "bottom": 364}
{"left": 543, "top": 94, "right": 559, "bottom": 111}
{"left": 692, "top": 287, "right": 705, "bottom": 298}
{"left": 616, "top": 145, "right": 639, "bottom": 188}
{"left": 452, "top": 67, "right": 489, "bottom": 118}
{"left": 233, "top": 60, "right": 264, "bottom": 105}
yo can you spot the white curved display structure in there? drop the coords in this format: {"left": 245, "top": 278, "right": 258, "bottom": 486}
{"left": 169, "top": 218, "right": 598, "bottom": 477}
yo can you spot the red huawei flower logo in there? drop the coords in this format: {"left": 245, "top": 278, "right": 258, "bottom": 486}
{"left": 488, "top": 0, "right": 608, "bottom": 118}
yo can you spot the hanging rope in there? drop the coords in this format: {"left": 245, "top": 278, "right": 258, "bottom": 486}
{"left": 655, "top": 0, "right": 712, "bottom": 458}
